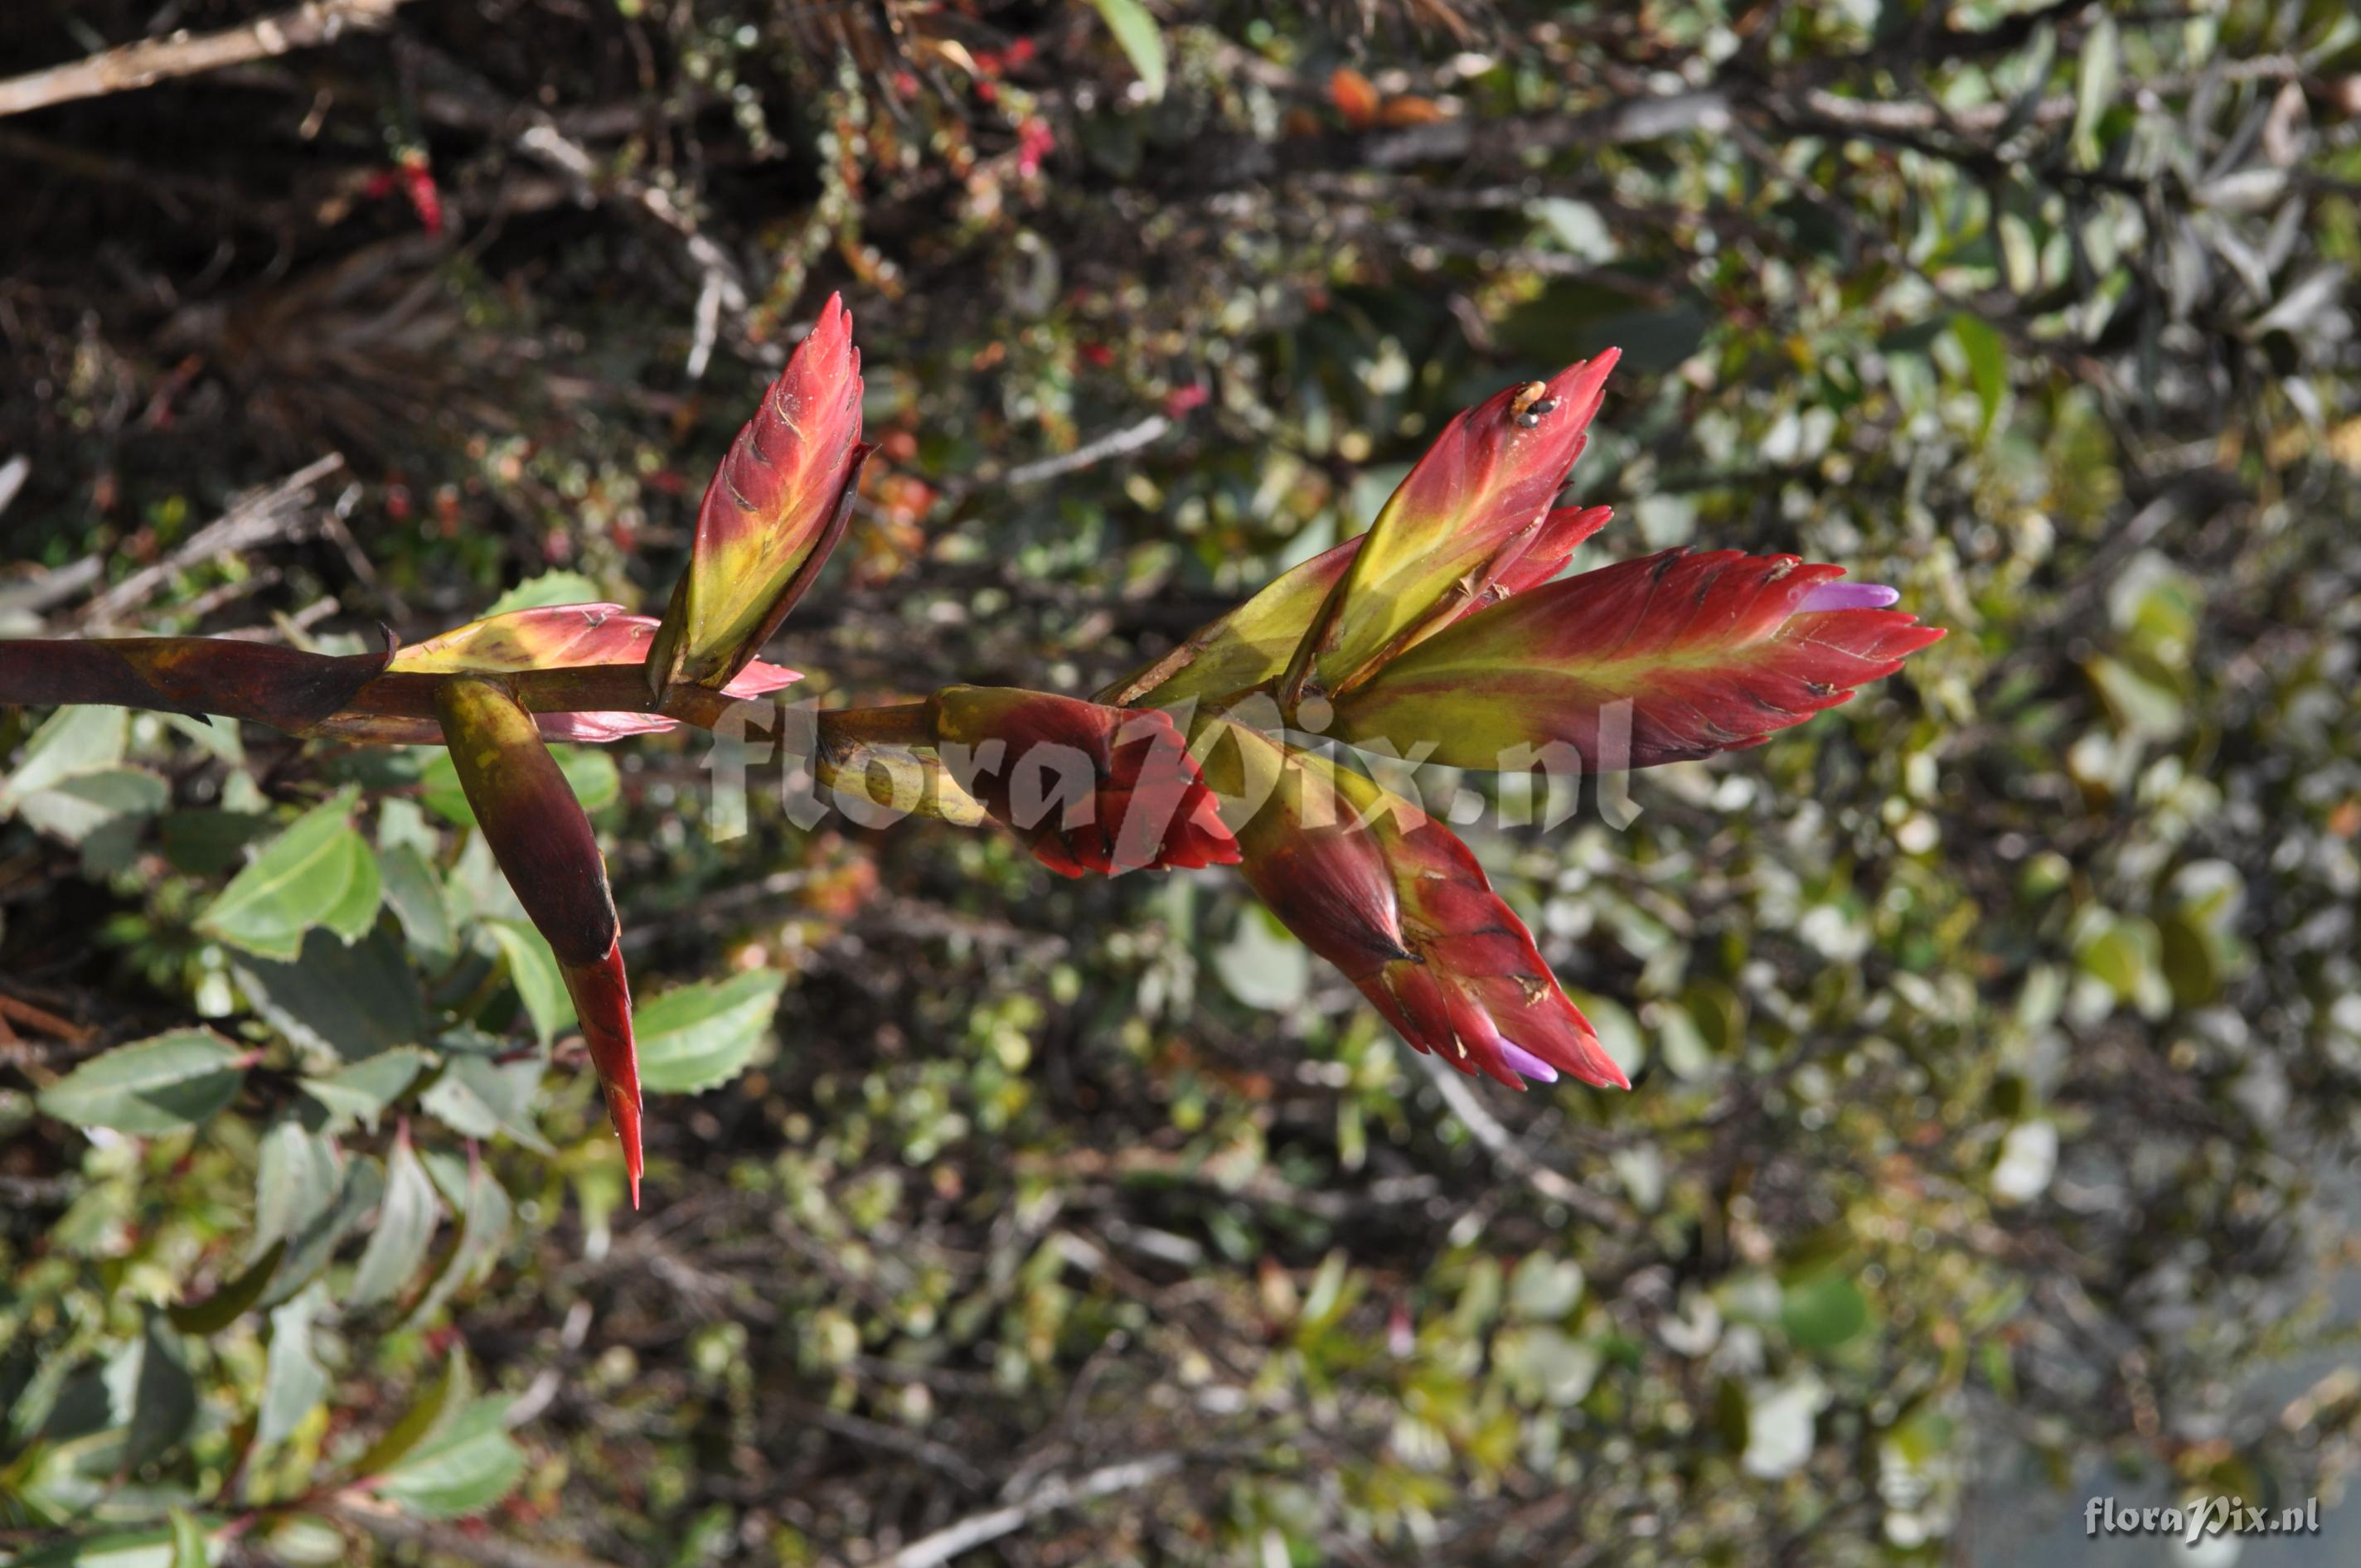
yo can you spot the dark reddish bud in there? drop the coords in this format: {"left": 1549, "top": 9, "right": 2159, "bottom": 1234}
{"left": 932, "top": 686, "right": 1239, "bottom": 877}
{"left": 433, "top": 676, "right": 642, "bottom": 1203}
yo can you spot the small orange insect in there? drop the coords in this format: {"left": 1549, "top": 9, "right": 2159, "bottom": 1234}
{"left": 1510, "top": 381, "right": 1559, "bottom": 428}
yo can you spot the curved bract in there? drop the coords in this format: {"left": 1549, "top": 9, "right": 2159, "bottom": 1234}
{"left": 1279, "top": 352, "right": 1618, "bottom": 709}
{"left": 645, "top": 293, "right": 872, "bottom": 700}
{"left": 1200, "top": 718, "right": 1626, "bottom": 1091}
{"left": 1329, "top": 549, "right": 1946, "bottom": 770}
{"left": 933, "top": 685, "right": 1239, "bottom": 877}
{"left": 392, "top": 602, "right": 798, "bottom": 741}
{"left": 433, "top": 676, "right": 642, "bottom": 1203}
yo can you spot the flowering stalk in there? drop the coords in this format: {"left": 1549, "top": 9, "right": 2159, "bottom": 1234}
{"left": 1, "top": 296, "right": 1947, "bottom": 1201}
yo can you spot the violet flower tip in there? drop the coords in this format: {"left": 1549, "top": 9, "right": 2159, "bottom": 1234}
{"left": 1498, "top": 1041, "right": 1560, "bottom": 1086}
{"left": 1797, "top": 580, "right": 1903, "bottom": 614}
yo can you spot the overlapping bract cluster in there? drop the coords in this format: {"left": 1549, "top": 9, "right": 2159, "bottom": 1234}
{"left": 1113, "top": 351, "right": 1941, "bottom": 1091}
{"left": 1205, "top": 721, "right": 1626, "bottom": 1091}
{"left": 1, "top": 296, "right": 1947, "bottom": 1198}
{"left": 646, "top": 293, "right": 871, "bottom": 700}
{"left": 933, "top": 686, "right": 1238, "bottom": 877}
{"left": 418, "top": 303, "right": 872, "bottom": 1194}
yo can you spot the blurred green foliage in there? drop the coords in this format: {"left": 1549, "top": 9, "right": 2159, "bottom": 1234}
{"left": 6, "top": 1, "right": 2361, "bottom": 1565}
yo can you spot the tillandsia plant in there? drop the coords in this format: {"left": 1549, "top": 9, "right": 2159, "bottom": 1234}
{"left": 0, "top": 298, "right": 1942, "bottom": 1203}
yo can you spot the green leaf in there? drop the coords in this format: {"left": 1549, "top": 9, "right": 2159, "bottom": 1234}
{"left": 4, "top": 1527, "right": 186, "bottom": 1568}
{"left": 379, "top": 843, "right": 456, "bottom": 960}
{"left": 482, "top": 570, "right": 603, "bottom": 617}
{"left": 167, "top": 1241, "right": 285, "bottom": 1334}
{"left": 196, "top": 791, "right": 382, "bottom": 961}
{"left": 420, "top": 744, "right": 619, "bottom": 826}
{"left": 107, "top": 1316, "right": 196, "bottom": 1471}
{"left": 371, "top": 1397, "right": 526, "bottom": 1519}
{"left": 635, "top": 970, "right": 785, "bottom": 1094}
{"left": 1507, "top": 1253, "right": 1585, "bottom": 1323}
{"left": 2073, "top": 13, "right": 2119, "bottom": 167}
{"left": 167, "top": 1508, "right": 209, "bottom": 1568}
{"left": 1949, "top": 313, "right": 2006, "bottom": 438}
{"left": 266, "top": 1154, "right": 385, "bottom": 1305}
{"left": 37, "top": 1029, "right": 248, "bottom": 1135}
{"left": 349, "top": 1356, "right": 469, "bottom": 1483}
{"left": 161, "top": 808, "right": 271, "bottom": 878}
{"left": 1210, "top": 905, "right": 1309, "bottom": 1010}
{"left": 0, "top": 704, "right": 128, "bottom": 815}
{"left": 409, "top": 1152, "right": 514, "bottom": 1323}
{"left": 236, "top": 922, "right": 434, "bottom": 1063}
{"left": 419, "top": 1039, "right": 552, "bottom": 1153}
{"left": 347, "top": 1135, "right": 443, "bottom": 1309}
{"left": 1780, "top": 1273, "right": 1869, "bottom": 1351}
{"left": 483, "top": 920, "right": 573, "bottom": 1043}
{"left": 1087, "top": 0, "right": 1166, "bottom": 102}
{"left": 14, "top": 767, "right": 169, "bottom": 848}
{"left": 302, "top": 1046, "right": 432, "bottom": 1131}
{"left": 1494, "top": 1326, "right": 1602, "bottom": 1407}
{"left": 252, "top": 1118, "right": 342, "bottom": 1260}
{"left": 256, "top": 1286, "right": 332, "bottom": 1455}
{"left": 258, "top": 1517, "right": 347, "bottom": 1567}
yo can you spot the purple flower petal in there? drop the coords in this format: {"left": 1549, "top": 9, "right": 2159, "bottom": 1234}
{"left": 1797, "top": 581, "right": 1901, "bottom": 613}
{"left": 1498, "top": 1041, "right": 1560, "bottom": 1085}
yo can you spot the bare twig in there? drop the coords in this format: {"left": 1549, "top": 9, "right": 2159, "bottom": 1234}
{"left": 80, "top": 453, "right": 345, "bottom": 628}
{"left": 0, "top": 559, "right": 100, "bottom": 622}
{"left": 1411, "top": 1049, "right": 1634, "bottom": 1232}
{"left": 0, "top": 1173, "right": 82, "bottom": 1207}
{"left": 800, "top": 1402, "right": 991, "bottom": 1493}
{"left": 0, "top": 988, "right": 95, "bottom": 1045}
{"left": 321, "top": 1503, "right": 623, "bottom": 1568}
{"left": 0, "top": 0, "right": 413, "bottom": 121}
{"left": 999, "top": 414, "right": 1172, "bottom": 487}
{"left": 865, "top": 1454, "right": 1183, "bottom": 1568}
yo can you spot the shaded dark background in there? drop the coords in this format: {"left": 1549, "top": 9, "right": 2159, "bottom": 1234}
{"left": 5, "top": 2, "right": 2361, "bottom": 1565}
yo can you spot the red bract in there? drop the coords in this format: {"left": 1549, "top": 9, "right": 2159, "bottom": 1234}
{"left": 392, "top": 603, "right": 798, "bottom": 742}
{"left": 1108, "top": 351, "right": 1939, "bottom": 1104}
{"left": 933, "top": 686, "right": 1239, "bottom": 877}
{"left": 1205, "top": 720, "right": 1625, "bottom": 1091}
{"left": 1281, "top": 352, "right": 1618, "bottom": 710}
{"left": 1329, "top": 549, "right": 1946, "bottom": 768}
{"left": 433, "top": 677, "right": 642, "bottom": 1204}
{"left": 646, "top": 293, "right": 871, "bottom": 700}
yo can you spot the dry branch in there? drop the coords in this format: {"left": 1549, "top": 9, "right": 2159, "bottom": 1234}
{"left": 866, "top": 1454, "right": 1183, "bottom": 1568}
{"left": 79, "top": 453, "right": 345, "bottom": 628}
{"left": 0, "top": 0, "right": 412, "bottom": 121}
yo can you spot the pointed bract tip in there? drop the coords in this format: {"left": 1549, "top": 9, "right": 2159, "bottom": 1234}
{"left": 607, "top": 1080, "right": 644, "bottom": 1209}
